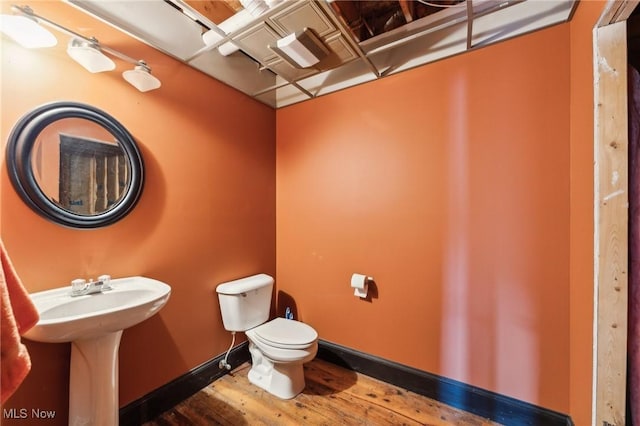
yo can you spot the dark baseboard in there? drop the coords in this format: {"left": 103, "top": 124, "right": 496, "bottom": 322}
{"left": 119, "top": 341, "right": 251, "bottom": 426}
{"left": 316, "top": 339, "right": 573, "bottom": 426}
{"left": 120, "top": 338, "right": 573, "bottom": 426}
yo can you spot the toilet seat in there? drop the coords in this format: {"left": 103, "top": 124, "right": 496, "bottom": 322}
{"left": 251, "top": 317, "right": 318, "bottom": 350}
{"left": 247, "top": 332, "right": 318, "bottom": 363}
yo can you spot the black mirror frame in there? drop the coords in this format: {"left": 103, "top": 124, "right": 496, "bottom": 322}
{"left": 5, "top": 101, "right": 144, "bottom": 229}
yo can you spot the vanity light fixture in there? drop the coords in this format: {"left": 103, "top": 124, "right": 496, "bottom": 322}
{"left": 269, "top": 28, "right": 329, "bottom": 69}
{"left": 122, "top": 61, "right": 161, "bottom": 92}
{"left": 0, "top": 9, "right": 57, "bottom": 48}
{"left": 67, "top": 38, "right": 115, "bottom": 73}
{"left": 0, "top": 5, "right": 161, "bottom": 92}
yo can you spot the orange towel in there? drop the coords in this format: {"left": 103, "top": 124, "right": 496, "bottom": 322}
{"left": 0, "top": 239, "right": 39, "bottom": 404}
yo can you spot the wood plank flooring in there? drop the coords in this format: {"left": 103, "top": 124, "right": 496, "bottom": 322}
{"left": 144, "top": 359, "right": 502, "bottom": 426}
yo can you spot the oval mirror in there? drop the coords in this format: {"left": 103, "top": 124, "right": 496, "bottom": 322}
{"left": 5, "top": 101, "right": 144, "bottom": 228}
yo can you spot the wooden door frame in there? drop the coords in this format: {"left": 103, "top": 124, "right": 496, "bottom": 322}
{"left": 593, "top": 1, "right": 637, "bottom": 425}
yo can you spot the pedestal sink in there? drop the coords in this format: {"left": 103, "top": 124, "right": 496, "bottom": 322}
{"left": 23, "top": 276, "right": 171, "bottom": 426}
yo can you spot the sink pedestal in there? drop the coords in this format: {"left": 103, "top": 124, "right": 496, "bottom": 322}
{"left": 69, "top": 331, "right": 123, "bottom": 426}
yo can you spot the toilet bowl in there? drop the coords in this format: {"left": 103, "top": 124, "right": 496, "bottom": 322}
{"left": 245, "top": 317, "right": 318, "bottom": 399}
{"left": 216, "top": 274, "right": 318, "bottom": 399}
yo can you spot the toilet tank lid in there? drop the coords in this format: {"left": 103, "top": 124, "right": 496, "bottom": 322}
{"left": 216, "top": 273, "right": 274, "bottom": 295}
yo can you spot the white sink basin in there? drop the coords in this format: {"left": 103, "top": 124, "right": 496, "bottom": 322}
{"left": 24, "top": 276, "right": 171, "bottom": 343}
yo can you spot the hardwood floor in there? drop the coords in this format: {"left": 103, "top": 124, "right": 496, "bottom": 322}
{"left": 144, "top": 359, "right": 502, "bottom": 426}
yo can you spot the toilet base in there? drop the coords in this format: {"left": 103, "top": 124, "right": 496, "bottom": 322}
{"left": 247, "top": 342, "right": 307, "bottom": 399}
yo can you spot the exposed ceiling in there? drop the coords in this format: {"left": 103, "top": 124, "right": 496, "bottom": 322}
{"left": 183, "top": 0, "right": 243, "bottom": 24}
{"left": 328, "top": 0, "right": 466, "bottom": 42}
{"left": 66, "top": 0, "right": 577, "bottom": 108}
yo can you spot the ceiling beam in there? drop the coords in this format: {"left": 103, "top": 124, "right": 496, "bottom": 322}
{"left": 398, "top": 0, "right": 415, "bottom": 23}
{"left": 597, "top": 0, "right": 639, "bottom": 26}
{"left": 183, "top": 0, "right": 241, "bottom": 25}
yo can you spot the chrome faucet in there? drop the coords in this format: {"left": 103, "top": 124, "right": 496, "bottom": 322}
{"left": 70, "top": 275, "right": 112, "bottom": 297}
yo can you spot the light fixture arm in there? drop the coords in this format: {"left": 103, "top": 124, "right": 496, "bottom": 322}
{"left": 99, "top": 44, "right": 145, "bottom": 68}
{"left": 10, "top": 4, "right": 148, "bottom": 69}
{"left": 12, "top": 5, "right": 88, "bottom": 44}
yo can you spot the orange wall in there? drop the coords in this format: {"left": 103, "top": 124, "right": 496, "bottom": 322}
{"left": 0, "top": 1, "right": 275, "bottom": 423}
{"left": 277, "top": 20, "right": 574, "bottom": 416}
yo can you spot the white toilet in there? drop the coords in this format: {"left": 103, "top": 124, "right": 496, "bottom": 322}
{"left": 216, "top": 273, "right": 318, "bottom": 399}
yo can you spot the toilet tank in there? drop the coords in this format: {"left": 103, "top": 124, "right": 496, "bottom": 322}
{"left": 216, "top": 273, "right": 274, "bottom": 332}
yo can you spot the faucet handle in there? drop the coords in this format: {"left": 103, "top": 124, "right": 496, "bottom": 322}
{"left": 71, "top": 278, "right": 87, "bottom": 294}
{"left": 98, "top": 275, "right": 112, "bottom": 291}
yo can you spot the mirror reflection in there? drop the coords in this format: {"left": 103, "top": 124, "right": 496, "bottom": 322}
{"left": 30, "top": 118, "right": 130, "bottom": 216}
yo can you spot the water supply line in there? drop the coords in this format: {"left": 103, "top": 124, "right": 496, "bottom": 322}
{"left": 219, "top": 331, "right": 236, "bottom": 370}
